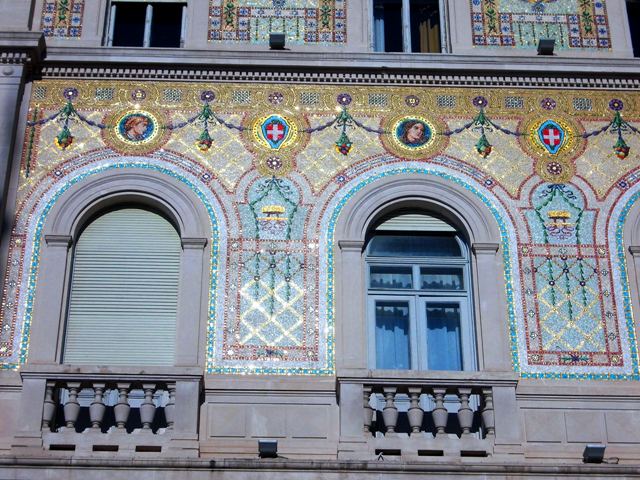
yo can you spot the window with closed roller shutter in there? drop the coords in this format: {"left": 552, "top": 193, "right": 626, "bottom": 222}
{"left": 62, "top": 207, "right": 180, "bottom": 366}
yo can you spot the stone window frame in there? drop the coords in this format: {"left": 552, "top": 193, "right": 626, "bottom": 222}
{"left": 333, "top": 174, "right": 512, "bottom": 374}
{"left": 28, "top": 170, "right": 210, "bottom": 369}
{"left": 622, "top": 201, "right": 640, "bottom": 346}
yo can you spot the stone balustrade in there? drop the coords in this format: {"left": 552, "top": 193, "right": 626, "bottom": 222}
{"left": 363, "top": 384, "right": 494, "bottom": 438}
{"left": 12, "top": 366, "right": 202, "bottom": 456}
{"left": 42, "top": 380, "right": 175, "bottom": 434}
{"left": 337, "top": 371, "right": 521, "bottom": 459}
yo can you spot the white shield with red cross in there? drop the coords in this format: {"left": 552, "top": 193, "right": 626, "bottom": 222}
{"left": 537, "top": 119, "right": 565, "bottom": 155}
{"left": 261, "top": 115, "right": 290, "bottom": 150}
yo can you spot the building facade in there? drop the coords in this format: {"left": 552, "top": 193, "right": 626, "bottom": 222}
{"left": 0, "top": 0, "right": 639, "bottom": 478}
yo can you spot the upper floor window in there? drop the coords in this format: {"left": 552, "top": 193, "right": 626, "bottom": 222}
{"left": 106, "top": 0, "right": 187, "bottom": 48}
{"left": 628, "top": 0, "right": 640, "bottom": 57}
{"left": 366, "top": 212, "right": 476, "bottom": 371}
{"left": 63, "top": 207, "right": 181, "bottom": 366}
{"left": 373, "top": 0, "right": 442, "bottom": 53}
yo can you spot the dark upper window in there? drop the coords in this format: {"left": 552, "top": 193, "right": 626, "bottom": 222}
{"left": 366, "top": 212, "right": 476, "bottom": 371}
{"left": 628, "top": 0, "right": 640, "bottom": 57}
{"left": 373, "top": 0, "right": 442, "bottom": 53}
{"left": 106, "top": 1, "right": 186, "bottom": 48}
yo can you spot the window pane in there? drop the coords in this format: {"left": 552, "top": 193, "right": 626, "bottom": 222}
{"left": 112, "top": 3, "right": 146, "bottom": 47}
{"left": 370, "top": 266, "right": 413, "bottom": 289}
{"left": 375, "top": 301, "right": 410, "bottom": 369}
{"left": 628, "top": 1, "right": 640, "bottom": 57}
{"left": 373, "top": 0, "right": 403, "bottom": 52}
{"left": 410, "top": 0, "right": 441, "bottom": 53}
{"left": 150, "top": 3, "right": 183, "bottom": 48}
{"left": 426, "top": 303, "right": 462, "bottom": 370}
{"left": 420, "top": 267, "right": 464, "bottom": 290}
{"left": 369, "top": 234, "right": 461, "bottom": 257}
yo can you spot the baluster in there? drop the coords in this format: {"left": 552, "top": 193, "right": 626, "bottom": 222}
{"left": 431, "top": 388, "right": 448, "bottom": 437}
{"left": 63, "top": 382, "right": 81, "bottom": 430}
{"left": 140, "top": 383, "right": 157, "bottom": 430}
{"left": 42, "top": 382, "right": 56, "bottom": 430}
{"left": 363, "top": 385, "right": 373, "bottom": 434}
{"left": 382, "top": 387, "right": 398, "bottom": 435}
{"left": 457, "top": 388, "right": 473, "bottom": 436}
{"left": 89, "top": 383, "right": 106, "bottom": 430}
{"left": 481, "top": 388, "right": 495, "bottom": 437}
{"left": 407, "top": 387, "right": 424, "bottom": 435}
{"left": 114, "top": 383, "right": 131, "bottom": 430}
{"left": 165, "top": 383, "right": 176, "bottom": 429}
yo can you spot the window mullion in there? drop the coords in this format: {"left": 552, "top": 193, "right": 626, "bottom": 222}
{"left": 409, "top": 296, "right": 420, "bottom": 369}
{"left": 401, "top": 0, "right": 412, "bottom": 52}
{"left": 106, "top": 4, "right": 117, "bottom": 46}
{"left": 143, "top": 4, "right": 153, "bottom": 48}
{"left": 180, "top": 5, "right": 188, "bottom": 48}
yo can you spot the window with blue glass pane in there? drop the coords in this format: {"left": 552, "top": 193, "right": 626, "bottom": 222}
{"left": 375, "top": 301, "right": 411, "bottom": 369}
{"left": 367, "top": 211, "right": 475, "bottom": 371}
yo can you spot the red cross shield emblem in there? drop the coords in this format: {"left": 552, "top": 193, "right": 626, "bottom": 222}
{"left": 537, "top": 120, "right": 565, "bottom": 155}
{"left": 261, "top": 115, "right": 290, "bottom": 149}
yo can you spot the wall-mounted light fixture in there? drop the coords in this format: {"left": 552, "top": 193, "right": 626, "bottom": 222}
{"left": 269, "top": 33, "right": 286, "bottom": 50}
{"left": 258, "top": 440, "right": 278, "bottom": 458}
{"left": 537, "top": 38, "right": 555, "bottom": 55}
{"left": 583, "top": 444, "right": 606, "bottom": 463}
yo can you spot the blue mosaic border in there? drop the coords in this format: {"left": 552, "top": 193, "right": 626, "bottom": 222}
{"left": 325, "top": 167, "right": 518, "bottom": 375}
{"left": 3, "top": 161, "right": 220, "bottom": 370}
{"left": 606, "top": 191, "right": 640, "bottom": 381}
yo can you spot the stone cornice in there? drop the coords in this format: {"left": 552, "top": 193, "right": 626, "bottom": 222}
{"left": 36, "top": 46, "right": 640, "bottom": 88}
{"left": 0, "top": 32, "right": 45, "bottom": 65}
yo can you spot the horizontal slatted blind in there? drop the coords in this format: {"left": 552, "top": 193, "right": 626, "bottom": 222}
{"left": 63, "top": 208, "right": 180, "bottom": 366}
{"left": 376, "top": 213, "right": 456, "bottom": 232}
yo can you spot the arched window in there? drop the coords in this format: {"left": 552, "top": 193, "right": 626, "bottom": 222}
{"left": 62, "top": 207, "right": 181, "bottom": 366}
{"left": 366, "top": 211, "right": 476, "bottom": 371}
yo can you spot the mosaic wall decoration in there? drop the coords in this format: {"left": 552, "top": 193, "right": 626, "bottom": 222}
{"left": 2, "top": 80, "right": 640, "bottom": 380}
{"left": 208, "top": 0, "right": 347, "bottom": 44}
{"left": 40, "top": 0, "right": 85, "bottom": 38}
{"left": 471, "top": 0, "right": 610, "bottom": 49}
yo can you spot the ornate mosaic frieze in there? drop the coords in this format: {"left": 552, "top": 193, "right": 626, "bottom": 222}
{"left": 40, "top": 0, "right": 85, "bottom": 38}
{"left": 2, "top": 80, "right": 640, "bottom": 379}
{"left": 471, "top": 0, "right": 610, "bottom": 49}
{"left": 208, "top": 0, "right": 347, "bottom": 44}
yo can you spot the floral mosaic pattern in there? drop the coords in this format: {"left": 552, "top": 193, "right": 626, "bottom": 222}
{"left": 208, "top": 0, "right": 347, "bottom": 44}
{"left": 40, "top": 0, "right": 85, "bottom": 38}
{"left": 2, "top": 81, "right": 640, "bottom": 380}
{"left": 471, "top": 0, "right": 610, "bottom": 49}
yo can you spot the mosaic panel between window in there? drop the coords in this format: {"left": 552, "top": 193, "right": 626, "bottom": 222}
{"left": 40, "top": 0, "right": 85, "bottom": 38}
{"left": 471, "top": 0, "right": 610, "bottom": 49}
{"left": 2, "top": 81, "right": 640, "bottom": 380}
{"left": 208, "top": 0, "right": 347, "bottom": 44}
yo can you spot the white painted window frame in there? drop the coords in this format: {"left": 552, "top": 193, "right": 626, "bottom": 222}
{"left": 105, "top": 0, "right": 188, "bottom": 48}
{"left": 366, "top": 235, "right": 477, "bottom": 371}
{"left": 370, "top": 0, "right": 449, "bottom": 53}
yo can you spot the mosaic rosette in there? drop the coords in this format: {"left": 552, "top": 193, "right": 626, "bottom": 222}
{"left": 255, "top": 152, "right": 295, "bottom": 177}
{"left": 102, "top": 109, "right": 170, "bottom": 155}
{"left": 380, "top": 115, "right": 447, "bottom": 160}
